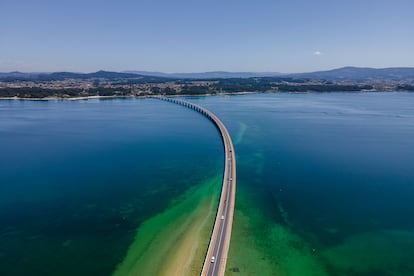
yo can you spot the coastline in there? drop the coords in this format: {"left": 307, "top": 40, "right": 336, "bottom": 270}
{"left": 1, "top": 90, "right": 411, "bottom": 102}
{"left": 0, "top": 92, "right": 256, "bottom": 101}
{"left": 0, "top": 95, "right": 140, "bottom": 101}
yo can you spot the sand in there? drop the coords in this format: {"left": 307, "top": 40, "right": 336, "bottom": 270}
{"left": 0, "top": 95, "right": 138, "bottom": 101}
{"left": 113, "top": 176, "right": 220, "bottom": 276}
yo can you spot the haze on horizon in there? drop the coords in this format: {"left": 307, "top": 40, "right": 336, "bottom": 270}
{"left": 1, "top": 0, "right": 413, "bottom": 73}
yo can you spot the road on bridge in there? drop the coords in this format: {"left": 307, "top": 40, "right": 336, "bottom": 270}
{"left": 153, "top": 96, "right": 236, "bottom": 276}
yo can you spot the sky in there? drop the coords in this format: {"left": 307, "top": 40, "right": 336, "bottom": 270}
{"left": 1, "top": 0, "right": 414, "bottom": 73}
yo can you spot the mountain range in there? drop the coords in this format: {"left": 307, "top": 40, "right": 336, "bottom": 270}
{"left": 1, "top": 67, "right": 414, "bottom": 82}
{"left": 291, "top": 67, "right": 414, "bottom": 81}
{"left": 122, "top": 71, "right": 283, "bottom": 79}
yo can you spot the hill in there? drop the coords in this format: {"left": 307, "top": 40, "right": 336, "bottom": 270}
{"left": 0, "top": 70, "right": 169, "bottom": 83}
{"left": 124, "top": 71, "right": 282, "bottom": 79}
{"left": 290, "top": 67, "right": 414, "bottom": 82}
{"left": 2, "top": 67, "right": 414, "bottom": 82}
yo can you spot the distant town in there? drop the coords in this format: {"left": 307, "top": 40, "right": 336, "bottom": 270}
{"left": 1, "top": 67, "right": 414, "bottom": 99}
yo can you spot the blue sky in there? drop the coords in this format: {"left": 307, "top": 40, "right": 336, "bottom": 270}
{"left": 1, "top": 0, "right": 413, "bottom": 73}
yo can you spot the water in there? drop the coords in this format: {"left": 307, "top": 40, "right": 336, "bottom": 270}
{"left": 187, "top": 93, "right": 414, "bottom": 276}
{"left": 0, "top": 98, "right": 222, "bottom": 275}
{"left": 1, "top": 93, "right": 414, "bottom": 275}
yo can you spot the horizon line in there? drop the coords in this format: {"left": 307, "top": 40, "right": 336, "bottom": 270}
{"left": 2, "top": 65, "right": 414, "bottom": 75}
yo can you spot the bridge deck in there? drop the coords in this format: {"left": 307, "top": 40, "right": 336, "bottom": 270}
{"left": 152, "top": 96, "right": 236, "bottom": 276}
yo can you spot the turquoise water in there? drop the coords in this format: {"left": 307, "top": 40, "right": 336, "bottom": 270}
{"left": 188, "top": 93, "right": 414, "bottom": 275}
{"left": 0, "top": 98, "right": 222, "bottom": 275}
{"left": 1, "top": 93, "right": 414, "bottom": 275}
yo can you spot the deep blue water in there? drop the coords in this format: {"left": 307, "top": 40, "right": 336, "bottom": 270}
{"left": 1, "top": 93, "right": 414, "bottom": 275}
{"left": 189, "top": 92, "right": 414, "bottom": 275}
{"left": 0, "top": 98, "right": 222, "bottom": 275}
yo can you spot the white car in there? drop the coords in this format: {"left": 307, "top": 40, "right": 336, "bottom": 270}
{"left": 211, "top": 256, "right": 215, "bottom": 263}
{"left": 221, "top": 215, "right": 225, "bottom": 220}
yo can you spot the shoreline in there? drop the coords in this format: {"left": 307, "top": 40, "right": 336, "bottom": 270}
{"left": 0, "top": 92, "right": 256, "bottom": 101}
{"left": 0, "top": 95, "right": 140, "bottom": 101}
{"left": 0, "top": 90, "right": 406, "bottom": 101}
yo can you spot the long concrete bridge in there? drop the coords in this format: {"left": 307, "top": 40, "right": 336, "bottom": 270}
{"left": 152, "top": 96, "right": 236, "bottom": 276}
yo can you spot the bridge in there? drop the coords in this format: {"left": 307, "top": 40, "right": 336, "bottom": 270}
{"left": 152, "top": 96, "right": 236, "bottom": 276}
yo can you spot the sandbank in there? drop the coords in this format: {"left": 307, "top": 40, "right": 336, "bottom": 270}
{"left": 113, "top": 176, "right": 220, "bottom": 276}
